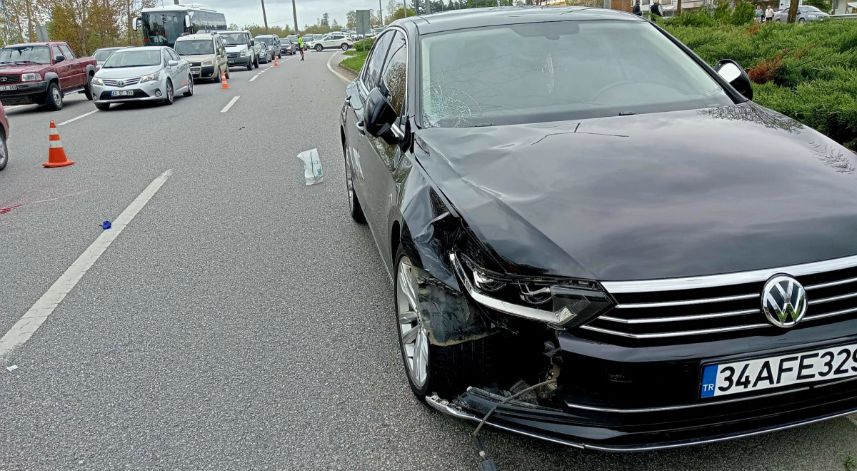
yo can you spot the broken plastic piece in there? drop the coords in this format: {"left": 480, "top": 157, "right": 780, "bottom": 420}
{"left": 6, "top": 365, "right": 18, "bottom": 372}
{"left": 101, "top": 220, "right": 112, "bottom": 230}
{"left": 297, "top": 148, "right": 324, "bottom": 185}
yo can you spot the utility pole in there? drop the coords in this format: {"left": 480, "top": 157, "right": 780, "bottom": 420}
{"left": 261, "top": 0, "right": 270, "bottom": 33}
{"left": 292, "top": 0, "right": 299, "bottom": 33}
{"left": 379, "top": 0, "right": 384, "bottom": 24}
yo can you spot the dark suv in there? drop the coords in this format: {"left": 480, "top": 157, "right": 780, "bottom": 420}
{"left": 340, "top": 8, "right": 857, "bottom": 451}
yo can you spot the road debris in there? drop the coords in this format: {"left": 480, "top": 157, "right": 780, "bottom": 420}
{"left": 297, "top": 148, "right": 324, "bottom": 185}
{"left": 101, "top": 220, "right": 112, "bottom": 230}
{"left": 6, "top": 365, "right": 18, "bottom": 372}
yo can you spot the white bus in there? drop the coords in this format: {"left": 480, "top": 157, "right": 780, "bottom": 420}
{"left": 136, "top": 4, "right": 227, "bottom": 48}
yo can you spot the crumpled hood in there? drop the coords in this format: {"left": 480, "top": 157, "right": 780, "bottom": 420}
{"left": 94, "top": 65, "right": 161, "bottom": 80}
{"left": 415, "top": 103, "right": 857, "bottom": 281}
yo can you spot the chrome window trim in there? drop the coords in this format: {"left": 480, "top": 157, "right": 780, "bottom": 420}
{"left": 602, "top": 254, "right": 857, "bottom": 294}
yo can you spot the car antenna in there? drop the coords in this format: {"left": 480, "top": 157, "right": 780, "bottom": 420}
{"left": 470, "top": 378, "right": 556, "bottom": 471}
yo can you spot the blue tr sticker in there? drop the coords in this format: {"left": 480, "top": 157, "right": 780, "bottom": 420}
{"left": 700, "top": 364, "right": 719, "bottom": 398}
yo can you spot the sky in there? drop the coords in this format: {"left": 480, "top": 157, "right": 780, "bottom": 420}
{"left": 176, "top": 0, "right": 392, "bottom": 30}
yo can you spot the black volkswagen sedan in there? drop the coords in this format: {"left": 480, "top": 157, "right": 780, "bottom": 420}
{"left": 340, "top": 7, "right": 857, "bottom": 451}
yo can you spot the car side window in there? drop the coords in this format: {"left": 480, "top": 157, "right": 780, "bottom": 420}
{"left": 59, "top": 45, "right": 75, "bottom": 59}
{"left": 168, "top": 49, "right": 180, "bottom": 61}
{"left": 361, "top": 31, "right": 394, "bottom": 91}
{"left": 52, "top": 46, "right": 63, "bottom": 61}
{"left": 381, "top": 32, "right": 407, "bottom": 115}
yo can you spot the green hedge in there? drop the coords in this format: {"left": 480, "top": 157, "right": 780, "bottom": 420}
{"left": 667, "top": 21, "right": 857, "bottom": 148}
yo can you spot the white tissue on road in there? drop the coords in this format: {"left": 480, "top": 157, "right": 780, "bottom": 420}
{"left": 297, "top": 148, "right": 324, "bottom": 186}
{"left": 6, "top": 365, "right": 18, "bottom": 372}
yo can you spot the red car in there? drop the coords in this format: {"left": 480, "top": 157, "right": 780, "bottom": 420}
{"left": 0, "top": 102, "right": 8, "bottom": 171}
{"left": 0, "top": 42, "right": 96, "bottom": 111}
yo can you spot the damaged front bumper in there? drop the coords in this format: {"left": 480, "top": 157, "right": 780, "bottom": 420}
{"left": 427, "top": 383, "right": 857, "bottom": 452}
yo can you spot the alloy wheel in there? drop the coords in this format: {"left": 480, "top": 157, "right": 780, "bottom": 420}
{"left": 397, "top": 256, "right": 429, "bottom": 388}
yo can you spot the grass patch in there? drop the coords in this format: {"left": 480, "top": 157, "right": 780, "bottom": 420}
{"left": 340, "top": 50, "right": 368, "bottom": 74}
{"left": 845, "top": 455, "right": 856, "bottom": 471}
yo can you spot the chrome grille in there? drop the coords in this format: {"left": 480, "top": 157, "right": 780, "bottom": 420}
{"left": 582, "top": 255, "right": 857, "bottom": 343}
{"left": 102, "top": 78, "right": 141, "bottom": 88}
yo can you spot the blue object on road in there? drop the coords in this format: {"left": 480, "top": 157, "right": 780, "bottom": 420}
{"left": 101, "top": 220, "right": 112, "bottom": 230}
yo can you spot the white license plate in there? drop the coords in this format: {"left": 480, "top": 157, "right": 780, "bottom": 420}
{"left": 191, "top": 67, "right": 201, "bottom": 75}
{"left": 0, "top": 85, "right": 16, "bottom": 91}
{"left": 701, "top": 343, "right": 857, "bottom": 398}
{"left": 111, "top": 90, "right": 134, "bottom": 97}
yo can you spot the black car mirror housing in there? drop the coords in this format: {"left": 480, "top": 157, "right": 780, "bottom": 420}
{"left": 364, "top": 87, "right": 401, "bottom": 145}
{"left": 715, "top": 59, "right": 753, "bottom": 101}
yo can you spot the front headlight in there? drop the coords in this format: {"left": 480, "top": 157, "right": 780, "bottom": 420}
{"left": 240, "top": 49, "right": 248, "bottom": 57}
{"left": 91, "top": 77, "right": 104, "bottom": 86}
{"left": 450, "top": 253, "right": 614, "bottom": 327}
{"left": 21, "top": 73, "right": 42, "bottom": 82}
{"left": 139, "top": 72, "right": 160, "bottom": 83}
{"left": 202, "top": 59, "right": 213, "bottom": 66}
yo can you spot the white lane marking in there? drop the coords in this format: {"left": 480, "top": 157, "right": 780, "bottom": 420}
{"left": 326, "top": 51, "right": 351, "bottom": 84}
{"left": 249, "top": 74, "right": 259, "bottom": 82}
{"left": 220, "top": 96, "right": 240, "bottom": 113}
{"left": 58, "top": 109, "right": 98, "bottom": 126}
{"left": 0, "top": 169, "right": 174, "bottom": 359}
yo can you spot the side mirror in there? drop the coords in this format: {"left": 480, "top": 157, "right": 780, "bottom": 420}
{"left": 133, "top": 17, "right": 140, "bottom": 31}
{"left": 250, "top": 40, "right": 255, "bottom": 46}
{"left": 54, "top": 55, "right": 65, "bottom": 63}
{"left": 185, "top": 15, "right": 191, "bottom": 28}
{"left": 364, "top": 87, "right": 401, "bottom": 145}
{"left": 168, "top": 60, "right": 179, "bottom": 67}
{"left": 715, "top": 59, "right": 753, "bottom": 101}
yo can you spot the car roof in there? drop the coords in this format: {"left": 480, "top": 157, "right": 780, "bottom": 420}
{"left": 395, "top": 6, "right": 641, "bottom": 35}
{"left": 176, "top": 33, "right": 217, "bottom": 41}
{"left": 221, "top": 30, "right": 250, "bottom": 34}
{"left": 255, "top": 34, "right": 275, "bottom": 38}
{"left": 116, "top": 46, "right": 164, "bottom": 51}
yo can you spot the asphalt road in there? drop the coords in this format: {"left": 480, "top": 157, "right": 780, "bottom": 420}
{"left": 1, "top": 50, "right": 856, "bottom": 471}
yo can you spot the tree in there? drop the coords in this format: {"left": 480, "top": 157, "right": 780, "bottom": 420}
{"left": 346, "top": 10, "right": 357, "bottom": 29}
{"left": 321, "top": 12, "right": 329, "bottom": 28}
{"left": 331, "top": 19, "right": 340, "bottom": 30}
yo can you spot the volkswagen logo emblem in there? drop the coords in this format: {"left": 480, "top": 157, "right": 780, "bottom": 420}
{"left": 761, "top": 275, "right": 808, "bottom": 328}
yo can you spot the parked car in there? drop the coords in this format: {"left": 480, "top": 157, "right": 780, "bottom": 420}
{"left": 257, "top": 42, "right": 275, "bottom": 63}
{"left": 221, "top": 30, "right": 259, "bottom": 71}
{"left": 0, "top": 102, "right": 8, "bottom": 171}
{"left": 303, "top": 35, "right": 321, "bottom": 50}
{"left": 94, "top": 47, "right": 125, "bottom": 71}
{"left": 280, "top": 39, "right": 297, "bottom": 56}
{"left": 774, "top": 5, "right": 830, "bottom": 21}
{"left": 90, "top": 46, "right": 192, "bottom": 110}
{"left": 0, "top": 41, "right": 96, "bottom": 110}
{"left": 341, "top": 7, "right": 857, "bottom": 451}
{"left": 314, "top": 32, "right": 354, "bottom": 51}
{"left": 254, "top": 35, "right": 281, "bottom": 59}
{"left": 174, "top": 33, "right": 229, "bottom": 82}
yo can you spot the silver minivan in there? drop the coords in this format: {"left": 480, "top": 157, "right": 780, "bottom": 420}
{"left": 174, "top": 33, "right": 230, "bottom": 82}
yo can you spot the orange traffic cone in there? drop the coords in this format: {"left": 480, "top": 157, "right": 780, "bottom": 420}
{"left": 274, "top": 57, "right": 280, "bottom": 68}
{"left": 43, "top": 120, "right": 75, "bottom": 168}
{"left": 221, "top": 72, "right": 230, "bottom": 89}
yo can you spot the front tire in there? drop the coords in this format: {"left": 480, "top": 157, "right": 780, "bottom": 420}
{"left": 163, "top": 80, "right": 174, "bottom": 105}
{"left": 246, "top": 59, "right": 253, "bottom": 71}
{"left": 45, "top": 82, "right": 63, "bottom": 111}
{"left": 0, "top": 130, "right": 8, "bottom": 171}
{"left": 315, "top": 44, "right": 323, "bottom": 52}
{"left": 183, "top": 75, "right": 194, "bottom": 97}
{"left": 344, "top": 146, "right": 366, "bottom": 224}
{"left": 341, "top": 43, "right": 349, "bottom": 51}
{"left": 394, "top": 250, "right": 495, "bottom": 400}
{"left": 84, "top": 75, "right": 94, "bottom": 100}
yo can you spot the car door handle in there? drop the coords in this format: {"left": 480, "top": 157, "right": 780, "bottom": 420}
{"left": 355, "top": 120, "right": 366, "bottom": 135}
